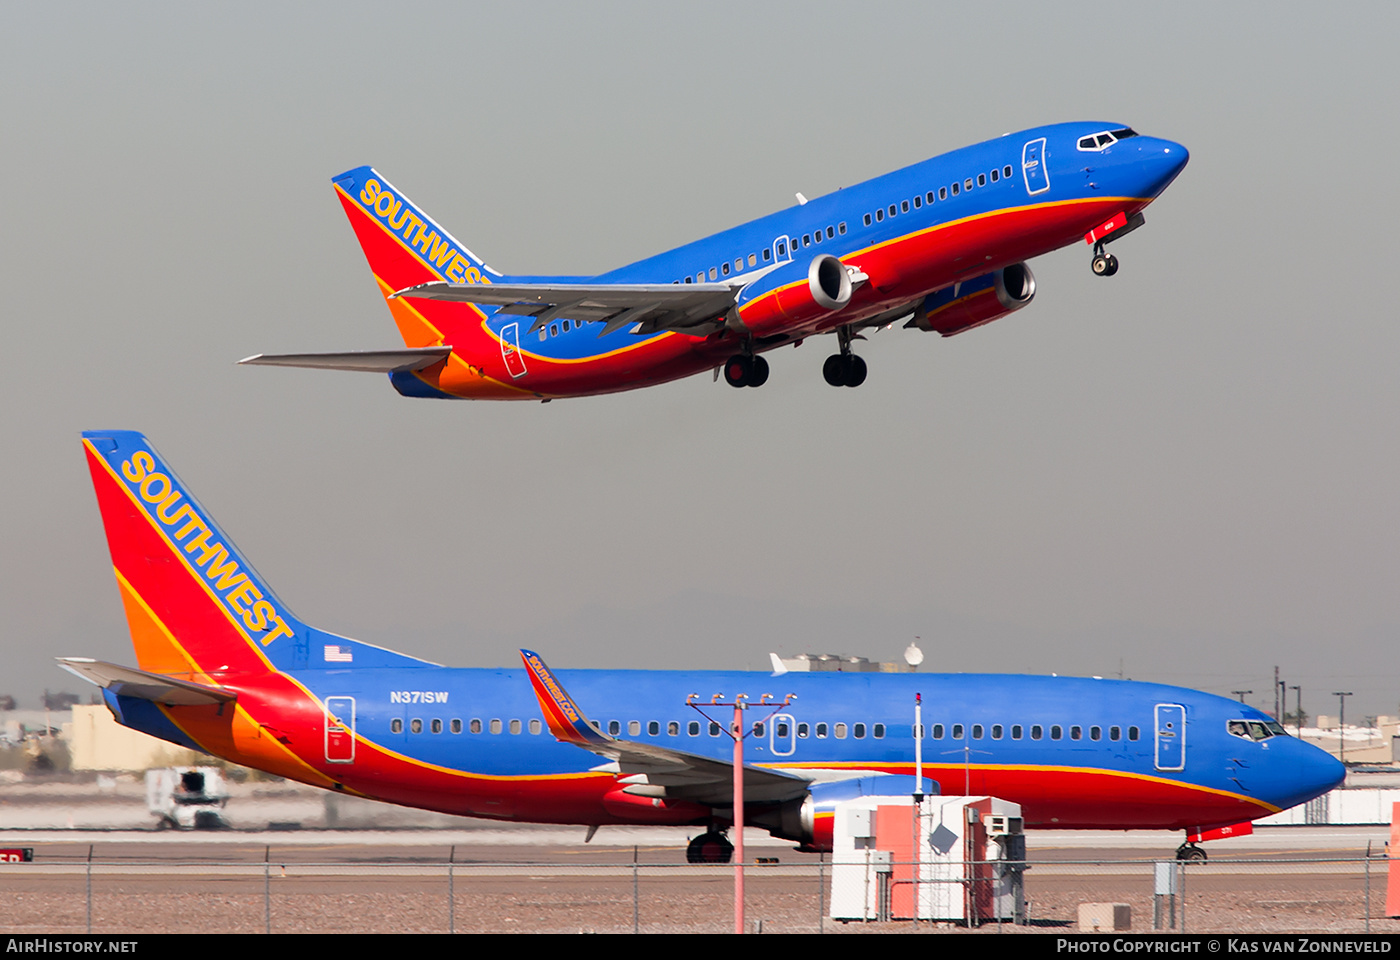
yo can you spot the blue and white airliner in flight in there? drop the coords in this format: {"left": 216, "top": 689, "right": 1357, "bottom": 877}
{"left": 66, "top": 431, "right": 1343, "bottom": 861}
{"left": 241, "top": 122, "right": 1188, "bottom": 399}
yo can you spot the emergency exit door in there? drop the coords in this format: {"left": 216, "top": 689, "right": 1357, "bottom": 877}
{"left": 325, "top": 696, "right": 356, "bottom": 764}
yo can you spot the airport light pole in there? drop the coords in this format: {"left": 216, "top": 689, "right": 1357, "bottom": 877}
{"left": 1232, "top": 690, "right": 1253, "bottom": 704}
{"left": 687, "top": 691, "right": 795, "bottom": 935}
{"left": 1333, "top": 692, "right": 1353, "bottom": 766}
{"left": 1290, "top": 685, "right": 1301, "bottom": 736}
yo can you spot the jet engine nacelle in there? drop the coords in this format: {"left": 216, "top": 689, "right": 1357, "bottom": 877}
{"left": 911, "top": 262, "right": 1035, "bottom": 337}
{"left": 735, "top": 254, "right": 856, "bottom": 336}
{"left": 749, "top": 775, "right": 937, "bottom": 852}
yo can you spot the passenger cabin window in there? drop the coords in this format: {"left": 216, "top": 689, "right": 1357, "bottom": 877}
{"left": 990, "top": 169, "right": 999, "bottom": 182}
{"left": 752, "top": 722, "right": 765, "bottom": 737}
{"left": 991, "top": 724, "right": 1003, "bottom": 739}
{"left": 971, "top": 724, "right": 983, "bottom": 739}
{"left": 951, "top": 724, "right": 964, "bottom": 739}
{"left": 1050, "top": 725, "right": 1062, "bottom": 740}
{"left": 1128, "top": 726, "right": 1141, "bottom": 741}
{"left": 951, "top": 182, "right": 960, "bottom": 196}
{"left": 1070, "top": 725, "right": 1083, "bottom": 741}
{"left": 470, "top": 719, "right": 482, "bottom": 734}
{"left": 647, "top": 721, "right": 659, "bottom": 736}
{"left": 668, "top": 721, "right": 679, "bottom": 736}
{"left": 797, "top": 722, "right": 809, "bottom": 738}
{"left": 628, "top": 720, "right": 640, "bottom": 736}
{"left": 913, "top": 196, "right": 921, "bottom": 208}
{"left": 510, "top": 719, "right": 522, "bottom": 735}
{"left": 1003, "top": 165, "right": 1013, "bottom": 177}
{"left": 977, "top": 174, "right": 986, "bottom": 187}
{"left": 816, "top": 722, "right": 828, "bottom": 738}
{"left": 688, "top": 721, "right": 700, "bottom": 736}
{"left": 1011, "top": 725, "right": 1022, "bottom": 739}
{"left": 853, "top": 723, "right": 866, "bottom": 739}
{"left": 431, "top": 719, "right": 442, "bottom": 734}
{"left": 939, "top": 187, "right": 948, "bottom": 200}
{"left": 875, "top": 209, "right": 884, "bottom": 222}
{"left": 900, "top": 200, "right": 909, "bottom": 213}
{"left": 450, "top": 719, "right": 462, "bottom": 734}
{"left": 834, "top": 723, "right": 848, "bottom": 739}
{"left": 489, "top": 719, "right": 502, "bottom": 734}
{"left": 931, "top": 723, "right": 944, "bottom": 739}
{"left": 529, "top": 720, "right": 541, "bottom": 734}
{"left": 1030, "top": 725, "right": 1042, "bottom": 740}
{"left": 411, "top": 719, "right": 423, "bottom": 734}
{"left": 391, "top": 719, "right": 403, "bottom": 734}
{"left": 863, "top": 213, "right": 872, "bottom": 226}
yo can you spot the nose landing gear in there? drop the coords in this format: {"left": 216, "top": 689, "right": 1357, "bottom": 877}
{"left": 1091, "top": 243, "right": 1119, "bottom": 277}
{"left": 1175, "top": 841, "right": 1207, "bottom": 862}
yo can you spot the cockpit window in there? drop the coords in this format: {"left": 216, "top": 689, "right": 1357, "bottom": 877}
{"left": 1109, "top": 128, "right": 1138, "bottom": 139}
{"left": 1078, "top": 130, "right": 1120, "bottom": 152}
{"left": 1228, "top": 718, "right": 1289, "bottom": 741}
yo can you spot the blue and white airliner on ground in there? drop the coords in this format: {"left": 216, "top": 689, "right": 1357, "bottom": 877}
{"left": 65, "top": 431, "right": 1342, "bottom": 862}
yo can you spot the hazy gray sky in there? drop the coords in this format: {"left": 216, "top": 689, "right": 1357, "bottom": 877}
{"left": 2, "top": 2, "right": 1396, "bottom": 720}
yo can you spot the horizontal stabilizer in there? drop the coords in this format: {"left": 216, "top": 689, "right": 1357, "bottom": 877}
{"left": 393, "top": 282, "right": 739, "bottom": 336}
{"left": 56, "top": 658, "right": 237, "bottom": 707}
{"left": 238, "top": 347, "right": 452, "bottom": 373}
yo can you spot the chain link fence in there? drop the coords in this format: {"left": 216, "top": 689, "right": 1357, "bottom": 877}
{"left": 2, "top": 851, "right": 1398, "bottom": 934}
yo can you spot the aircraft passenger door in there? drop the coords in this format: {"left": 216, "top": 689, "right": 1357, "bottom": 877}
{"left": 499, "top": 322, "right": 528, "bottom": 378}
{"left": 772, "top": 236, "right": 792, "bottom": 265}
{"left": 770, "top": 713, "right": 796, "bottom": 757}
{"left": 1021, "top": 137, "right": 1050, "bottom": 196}
{"left": 325, "top": 696, "right": 356, "bottom": 764}
{"left": 1154, "top": 703, "right": 1185, "bottom": 772}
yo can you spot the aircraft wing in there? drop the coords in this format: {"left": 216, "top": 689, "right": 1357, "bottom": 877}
{"left": 237, "top": 347, "right": 453, "bottom": 373}
{"left": 519, "top": 649, "right": 810, "bottom": 806}
{"left": 393, "top": 282, "right": 740, "bottom": 337}
{"left": 56, "top": 658, "right": 237, "bottom": 707}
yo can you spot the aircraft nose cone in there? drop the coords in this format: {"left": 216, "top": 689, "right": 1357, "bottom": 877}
{"left": 1137, "top": 138, "right": 1190, "bottom": 197}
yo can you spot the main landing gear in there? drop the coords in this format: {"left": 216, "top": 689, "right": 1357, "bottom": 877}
{"left": 1091, "top": 241, "right": 1119, "bottom": 277}
{"left": 723, "top": 353, "right": 769, "bottom": 388}
{"left": 1175, "top": 841, "right": 1207, "bottom": 862}
{"left": 823, "top": 325, "right": 867, "bottom": 387}
{"left": 686, "top": 830, "right": 734, "bottom": 864}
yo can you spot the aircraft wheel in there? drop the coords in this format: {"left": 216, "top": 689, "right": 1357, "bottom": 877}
{"left": 747, "top": 355, "right": 769, "bottom": 387}
{"left": 1103, "top": 254, "right": 1119, "bottom": 276}
{"left": 823, "top": 355, "right": 846, "bottom": 386}
{"left": 1092, "top": 254, "right": 1111, "bottom": 276}
{"left": 844, "top": 355, "right": 867, "bottom": 387}
{"left": 723, "top": 355, "right": 752, "bottom": 388}
{"left": 1175, "top": 842, "right": 1207, "bottom": 862}
{"left": 686, "top": 831, "right": 734, "bottom": 864}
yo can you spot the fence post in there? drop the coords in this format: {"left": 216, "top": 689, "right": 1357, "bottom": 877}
{"left": 263, "top": 844, "right": 271, "bottom": 935}
{"left": 448, "top": 844, "right": 455, "bottom": 935}
{"left": 633, "top": 845, "right": 639, "bottom": 934}
{"left": 818, "top": 853, "right": 825, "bottom": 934}
{"left": 85, "top": 844, "right": 93, "bottom": 934}
{"left": 1366, "top": 844, "right": 1372, "bottom": 934}
{"left": 1179, "top": 860, "right": 1187, "bottom": 934}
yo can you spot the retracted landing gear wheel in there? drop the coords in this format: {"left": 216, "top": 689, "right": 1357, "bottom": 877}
{"left": 686, "top": 831, "right": 734, "bottom": 864}
{"left": 723, "top": 355, "right": 752, "bottom": 388}
{"left": 1175, "top": 842, "right": 1207, "bottom": 862}
{"left": 747, "top": 355, "right": 769, "bottom": 387}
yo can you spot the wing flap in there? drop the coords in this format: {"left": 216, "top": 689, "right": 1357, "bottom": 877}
{"left": 238, "top": 347, "right": 452, "bottom": 373}
{"left": 57, "top": 658, "right": 237, "bottom": 706}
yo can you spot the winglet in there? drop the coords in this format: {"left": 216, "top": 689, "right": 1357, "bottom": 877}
{"left": 519, "top": 649, "right": 612, "bottom": 748}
